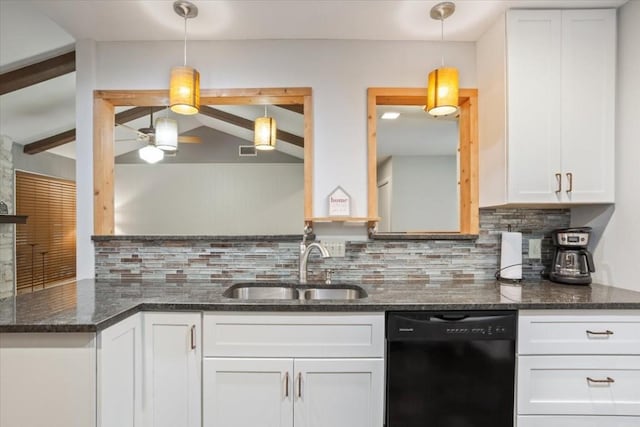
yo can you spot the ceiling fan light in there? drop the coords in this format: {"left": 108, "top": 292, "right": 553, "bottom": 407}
{"left": 254, "top": 116, "right": 277, "bottom": 151}
{"left": 170, "top": 66, "right": 200, "bottom": 115}
{"left": 155, "top": 117, "right": 179, "bottom": 151}
{"left": 139, "top": 144, "right": 165, "bottom": 164}
{"left": 426, "top": 67, "right": 459, "bottom": 117}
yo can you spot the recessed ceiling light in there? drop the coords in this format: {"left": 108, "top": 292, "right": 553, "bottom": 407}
{"left": 381, "top": 112, "right": 400, "bottom": 120}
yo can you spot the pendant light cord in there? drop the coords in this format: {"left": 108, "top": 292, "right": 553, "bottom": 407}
{"left": 183, "top": 7, "right": 188, "bottom": 66}
{"left": 440, "top": 16, "right": 445, "bottom": 67}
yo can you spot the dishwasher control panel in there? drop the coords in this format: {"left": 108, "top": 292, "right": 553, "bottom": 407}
{"left": 386, "top": 311, "right": 517, "bottom": 341}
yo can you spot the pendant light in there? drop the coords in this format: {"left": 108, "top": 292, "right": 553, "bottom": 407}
{"left": 254, "top": 106, "right": 277, "bottom": 151}
{"left": 155, "top": 110, "right": 179, "bottom": 152}
{"left": 426, "top": 2, "right": 459, "bottom": 117}
{"left": 170, "top": 1, "right": 200, "bottom": 115}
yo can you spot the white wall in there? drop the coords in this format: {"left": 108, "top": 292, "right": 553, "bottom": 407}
{"left": 572, "top": 1, "right": 640, "bottom": 291}
{"left": 391, "top": 155, "right": 458, "bottom": 231}
{"left": 114, "top": 163, "right": 303, "bottom": 235}
{"left": 74, "top": 39, "right": 476, "bottom": 276}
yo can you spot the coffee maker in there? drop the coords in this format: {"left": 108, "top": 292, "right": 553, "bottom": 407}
{"left": 549, "top": 227, "right": 595, "bottom": 285}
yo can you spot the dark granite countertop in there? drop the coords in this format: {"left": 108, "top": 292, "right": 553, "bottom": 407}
{"left": 1, "top": 279, "right": 640, "bottom": 333}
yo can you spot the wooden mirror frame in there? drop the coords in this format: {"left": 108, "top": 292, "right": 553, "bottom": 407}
{"left": 367, "top": 87, "right": 479, "bottom": 237}
{"left": 93, "top": 88, "right": 313, "bottom": 235}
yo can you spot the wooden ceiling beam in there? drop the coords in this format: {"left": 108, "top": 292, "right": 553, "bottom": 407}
{"left": 0, "top": 51, "right": 76, "bottom": 95}
{"left": 274, "top": 104, "right": 304, "bottom": 114}
{"left": 23, "top": 106, "right": 164, "bottom": 155}
{"left": 199, "top": 105, "right": 304, "bottom": 148}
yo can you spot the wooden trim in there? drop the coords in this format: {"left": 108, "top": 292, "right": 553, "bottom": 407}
{"left": 93, "top": 88, "right": 313, "bottom": 235}
{"left": 0, "top": 50, "right": 75, "bottom": 95}
{"left": 93, "top": 98, "right": 115, "bottom": 235}
{"left": 367, "top": 87, "right": 479, "bottom": 235}
{"left": 303, "top": 93, "right": 313, "bottom": 221}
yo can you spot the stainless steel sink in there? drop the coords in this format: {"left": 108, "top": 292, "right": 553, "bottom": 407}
{"left": 302, "top": 286, "right": 367, "bottom": 300}
{"left": 223, "top": 283, "right": 299, "bottom": 300}
{"left": 223, "top": 283, "right": 367, "bottom": 301}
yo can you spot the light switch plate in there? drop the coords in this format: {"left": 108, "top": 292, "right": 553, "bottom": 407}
{"left": 323, "top": 240, "right": 346, "bottom": 257}
{"left": 528, "top": 239, "right": 542, "bottom": 259}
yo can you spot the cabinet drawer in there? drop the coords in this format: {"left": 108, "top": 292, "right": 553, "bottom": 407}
{"left": 518, "top": 415, "right": 640, "bottom": 427}
{"left": 518, "top": 355, "right": 640, "bottom": 416}
{"left": 519, "top": 310, "right": 640, "bottom": 355}
{"left": 203, "top": 313, "right": 384, "bottom": 358}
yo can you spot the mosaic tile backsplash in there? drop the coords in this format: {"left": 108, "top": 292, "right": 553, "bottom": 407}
{"left": 94, "top": 208, "right": 570, "bottom": 283}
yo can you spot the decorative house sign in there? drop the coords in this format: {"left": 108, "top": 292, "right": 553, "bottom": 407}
{"left": 328, "top": 186, "right": 351, "bottom": 216}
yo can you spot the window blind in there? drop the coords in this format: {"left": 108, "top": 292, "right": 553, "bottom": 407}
{"left": 15, "top": 171, "right": 76, "bottom": 292}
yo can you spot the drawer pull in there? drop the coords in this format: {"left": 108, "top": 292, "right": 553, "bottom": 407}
{"left": 586, "top": 329, "right": 614, "bottom": 336}
{"left": 587, "top": 376, "right": 615, "bottom": 384}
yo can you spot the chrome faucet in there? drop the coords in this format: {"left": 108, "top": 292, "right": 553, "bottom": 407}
{"left": 299, "top": 242, "right": 330, "bottom": 284}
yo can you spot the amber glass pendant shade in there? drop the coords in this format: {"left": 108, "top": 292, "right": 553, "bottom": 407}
{"left": 426, "top": 67, "right": 459, "bottom": 117}
{"left": 170, "top": 66, "right": 200, "bottom": 115}
{"left": 254, "top": 116, "right": 277, "bottom": 150}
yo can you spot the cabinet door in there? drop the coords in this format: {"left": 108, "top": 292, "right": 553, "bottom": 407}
{"left": 506, "top": 10, "right": 563, "bottom": 203}
{"left": 143, "top": 312, "right": 201, "bottom": 427}
{"left": 203, "top": 358, "right": 294, "bottom": 427}
{"left": 293, "top": 358, "right": 384, "bottom": 427}
{"left": 99, "top": 313, "right": 142, "bottom": 427}
{"left": 560, "top": 9, "right": 616, "bottom": 203}
{"left": 518, "top": 415, "right": 640, "bottom": 427}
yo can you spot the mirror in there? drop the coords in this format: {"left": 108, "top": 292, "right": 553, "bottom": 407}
{"left": 93, "top": 88, "right": 313, "bottom": 236}
{"left": 367, "top": 88, "right": 478, "bottom": 237}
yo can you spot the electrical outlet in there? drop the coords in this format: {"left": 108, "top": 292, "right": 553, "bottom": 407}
{"left": 528, "top": 239, "right": 542, "bottom": 259}
{"left": 322, "top": 240, "right": 346, "bottom": 257}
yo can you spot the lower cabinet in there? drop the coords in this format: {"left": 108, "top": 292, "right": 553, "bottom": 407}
{"left": 143, "top": 312, "right": 201, "bottom": 427}
{"left": 202, "top": 312, "right": 385, "bottom": 427}
{"left": 0, "top": 332, "right": 97, "bottom": 427}
{"left": 203, "top": 357, "right": 383, "bottom": 427}
{"left": 98, "top": 312, "right": 201, "bottom": 427}
{"left": 517, "top": 310, "right": 640, "bottom": 427}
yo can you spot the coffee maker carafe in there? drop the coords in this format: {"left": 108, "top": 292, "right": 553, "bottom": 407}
{"left": 549, "top": 227, "right": 595, "bottom": 285}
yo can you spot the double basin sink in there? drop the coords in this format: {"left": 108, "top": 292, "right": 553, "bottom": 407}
{"left": 223, "top": 282, "right": 367, "bottom": 301}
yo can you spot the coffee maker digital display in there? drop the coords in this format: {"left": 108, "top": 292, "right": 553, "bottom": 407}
{"left": 549, "top": 227, "right": 595, "bottom": 285}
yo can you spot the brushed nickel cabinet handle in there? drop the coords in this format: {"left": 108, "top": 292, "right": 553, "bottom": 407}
{"left": 566, "top": 172, "right": 573, "bottom": 193}
{"left": 190, "top": 325, "right": 196, "bottom": 350}
{"left": 296, "top": 372, "right": 302, "bottom": 399}
{"left": 587, "top": 377, "right": 615, "bottom": 384}
{"left": 555, "top": 173, "right": 562, "bottom": 194}
{"left": 284, "top": 372, "right": 290, "bottom": 398}
{"left": 586, "top": 330, "right": 614, "bottom": 336}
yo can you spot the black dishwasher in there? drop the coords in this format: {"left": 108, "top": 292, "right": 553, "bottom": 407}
{"left": 386, "top": 311, "right": 517, "bottom": 427}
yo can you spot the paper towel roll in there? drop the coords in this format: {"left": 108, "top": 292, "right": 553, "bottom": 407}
{"left": 500, "top": 232, "right": 522, "bottom": 280}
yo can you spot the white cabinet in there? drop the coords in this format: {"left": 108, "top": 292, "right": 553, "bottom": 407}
{"left": 143, "top": 312, "right": 201, "bottom": 427}
{"left": 97, "top": 312, "right": 201, "bottom": 427}
{"left": 477, "top": 9, "right": 616, "bottom": 206}
{"left": 98, "top": 313, "right": 143, "bottom": 427}
{"left": 202, "top": 313, "right": 385, "bottom": 427}
{"left": 294, "top": 358, "right": 383, "bottom": 427}
{"left": 517, "top": 310, "right": 640, "bottom": 426}
{"left": 0, "top": 332, "right": 97, "bottom": 427}
{"left": 204, "top": 358, "right": 293, "bottom": 427}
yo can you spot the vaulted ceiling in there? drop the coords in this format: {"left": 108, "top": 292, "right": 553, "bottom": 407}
{"left": 0, "top": 0, "right": 628, "bottom": 160}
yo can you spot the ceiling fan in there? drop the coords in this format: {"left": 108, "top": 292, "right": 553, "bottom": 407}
{"left": 115, "top": 108, "right": 201, "bottom": 146}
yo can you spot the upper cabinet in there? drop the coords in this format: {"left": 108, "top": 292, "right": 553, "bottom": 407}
{"left": 477, "top": 9, "right": 616, "bottom": 206}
